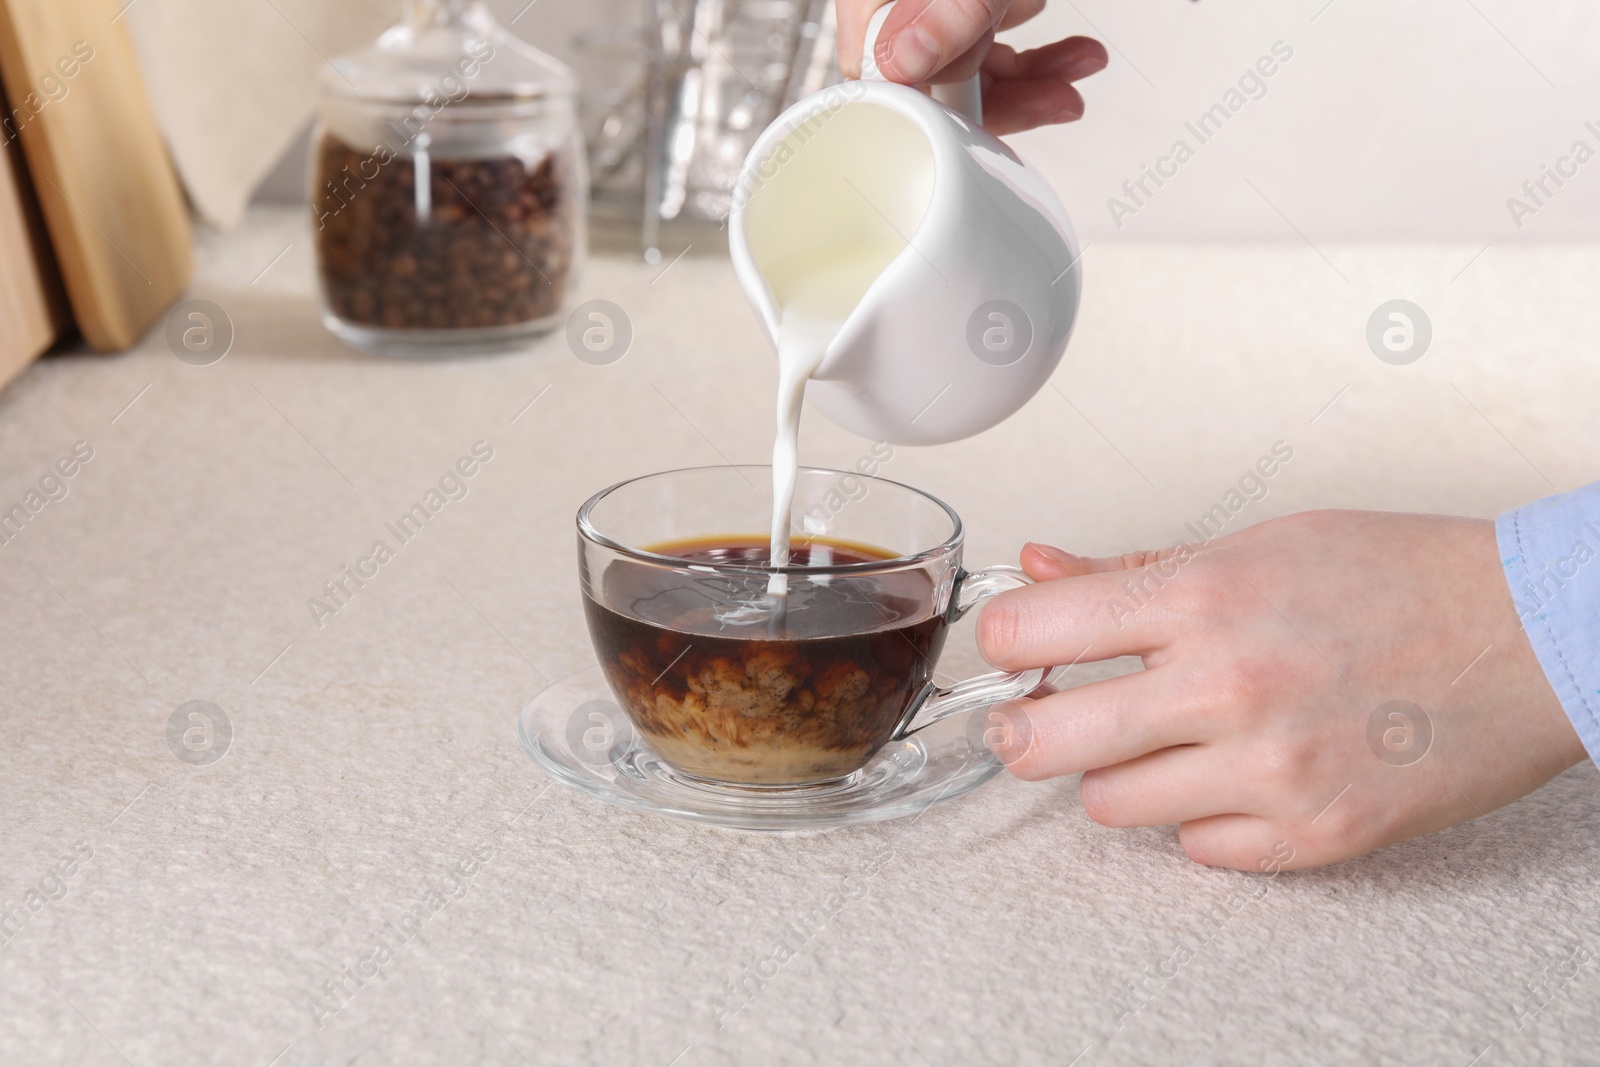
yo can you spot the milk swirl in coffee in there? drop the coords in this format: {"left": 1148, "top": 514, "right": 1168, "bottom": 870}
{"left": 587, "top": 536, "right": 947, "bottom": 785}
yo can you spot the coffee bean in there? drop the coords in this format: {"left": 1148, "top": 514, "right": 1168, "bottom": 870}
{"left": 312, "top": 135, "right": 576, "bottom": 333}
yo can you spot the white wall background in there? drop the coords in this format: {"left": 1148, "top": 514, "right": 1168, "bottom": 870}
{"left": 1006, "top": 0, "right": 1600, "bottom": 242}
{"left": 257, "top": 0, "right": 1600, "bottom": 243}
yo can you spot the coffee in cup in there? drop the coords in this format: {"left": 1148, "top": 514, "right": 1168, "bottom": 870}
{"left": 577, "top": 466, "right": 1044, "bottom": 789}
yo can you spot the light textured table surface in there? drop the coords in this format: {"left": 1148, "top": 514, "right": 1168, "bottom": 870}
{"left": 2, "top": 208, "right": 1599, "bottom": 1066}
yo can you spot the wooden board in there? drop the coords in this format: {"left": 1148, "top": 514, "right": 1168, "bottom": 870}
{"left": 0, "top": 98, "right": 66, "bottom": 386}
{"left": 0, "top": 0, "right": 191, "bottom": 352}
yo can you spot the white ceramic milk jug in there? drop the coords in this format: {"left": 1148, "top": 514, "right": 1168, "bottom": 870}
{"left": 728, "top": 2, "right": 1082, "bottom": 446}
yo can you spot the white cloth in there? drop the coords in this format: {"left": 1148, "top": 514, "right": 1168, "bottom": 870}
{"left": 122, "top": 0, "right": 393, "bottom": 229}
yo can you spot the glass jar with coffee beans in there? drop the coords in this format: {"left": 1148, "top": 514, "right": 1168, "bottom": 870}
{"left": 310, "top": 0, "right": 586, "bottom": 355}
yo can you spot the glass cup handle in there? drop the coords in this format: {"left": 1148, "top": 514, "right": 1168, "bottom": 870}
{"left": 892, "top": 566, "right": 1044, "bottom": 740}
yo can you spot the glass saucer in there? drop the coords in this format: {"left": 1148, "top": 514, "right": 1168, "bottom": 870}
{"left": 516, "top": 665, "right": 1004, "bottom": 832}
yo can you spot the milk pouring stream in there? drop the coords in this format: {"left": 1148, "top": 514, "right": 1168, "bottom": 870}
{"left": 767, "top": 242, "right": 904, "bottom": 596}
{"left": 731, "top": 1, "right": 1084, "bottom": 587}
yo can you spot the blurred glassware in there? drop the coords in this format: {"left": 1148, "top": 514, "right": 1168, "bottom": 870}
{"left": 310, "top": 0, "right": 587, "bottom": 356}
{"left": 575, "top": 0, "right": 841, "bottom": 261}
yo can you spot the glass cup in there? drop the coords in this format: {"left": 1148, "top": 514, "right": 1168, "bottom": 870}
{"left": 577, "top": 465, "right": 1043, "bottom": 788}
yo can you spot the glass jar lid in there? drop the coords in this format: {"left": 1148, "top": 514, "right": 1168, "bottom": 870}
{"left": 325, "top": 0, "right": 576, "bottom": 104}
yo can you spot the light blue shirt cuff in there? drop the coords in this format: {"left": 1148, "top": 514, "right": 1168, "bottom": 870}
{"left": 1497, "top": 481, "right": 1600, "bottom": 765}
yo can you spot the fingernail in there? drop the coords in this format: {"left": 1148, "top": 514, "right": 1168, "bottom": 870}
{"left": 1061, "top": 51, "right": 1108, "bottom": 81}
{"left": 880, "top": 25, "right": 941, "bottom": 84}
{"left": 1026, "top": 542, "right": 1077, "bottom": 564}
